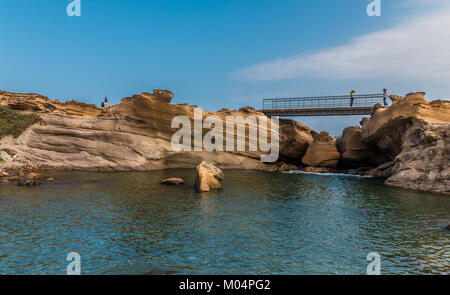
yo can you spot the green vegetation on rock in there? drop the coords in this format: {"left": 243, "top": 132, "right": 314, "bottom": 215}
{"left": 0, "top": 106, "right": 40, "bottom": 138}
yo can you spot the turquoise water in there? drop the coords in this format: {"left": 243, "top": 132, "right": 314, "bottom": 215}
{"left": 0, "top": 169, "right": 449, "bottom": 274}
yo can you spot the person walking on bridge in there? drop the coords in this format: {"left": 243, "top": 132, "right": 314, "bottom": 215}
{"left": 350, "top": 90, "right": 355, "bottom": 107}
{"left": 383, "top": 89, "right": 388, "bottom": 106}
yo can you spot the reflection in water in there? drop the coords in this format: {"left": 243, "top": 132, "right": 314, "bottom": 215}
{"left": 0, "top": 169, "right": 448, "bottom": 274}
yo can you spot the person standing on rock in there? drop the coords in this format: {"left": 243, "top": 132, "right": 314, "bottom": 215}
{"left": 383, "top": 89, "right": 388, "bottom": 106}
{"left": 350, "top": 90, "right": 355, "bottom": 107}
{"left": 101, "top": 97, "right": 108, "bottom": 108}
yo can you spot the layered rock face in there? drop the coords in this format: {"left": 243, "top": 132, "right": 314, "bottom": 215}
{"left": 0, "top": 91, "right": 100, "bottom": 117}
{"left": 361, "top": 92, "right": 449, "bottom": 160}
{"left": 359, "top": 92, "right": 450, "bottom": 194}
{"left": 301, "top": 131, "right": 340, "bottom": 167}
{"left": 385, "top": 123, "right": 449, "bottom": 194}
{"left": 0, "top": 90, "right": 314, "bottom": 171}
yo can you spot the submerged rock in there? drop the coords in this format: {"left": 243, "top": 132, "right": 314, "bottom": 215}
{"left": 302, "top": 167, "right": 341, "bottom": 174}
{"left": 301, "top": 131, "right": 340, "bottom": 168}
{"left": 18, "top": 172, "right": 39, "bottom": 186}
{"left": 195, "top": 161, "right": 224, "bottom": 192}
{"left": 275, "top": 162, "right": 297, "bottom": 172}
{"left": 446, "top": 224, "right": 450, "bottom": 230}
{"left": 160, "top": 178, "right": 184, "bottom": 185}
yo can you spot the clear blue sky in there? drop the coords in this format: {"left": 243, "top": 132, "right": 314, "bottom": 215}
{"left": 1, "top": 0, "right": 448, "bottom": 136}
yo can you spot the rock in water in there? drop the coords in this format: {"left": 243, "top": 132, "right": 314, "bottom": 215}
{"left": 160, "top": 178, "right": 184, "bottom": 185}
{"left": 446, "top": 224, "right": 450, "bottom": 230}
{"left": 195, "top": 161, "right": 224, "bottom": 192}
{"left": 301, "top": 131, "right": 340, "bottom": 168}
{"left": 336, "top": 126, "right": 387, "bottom": 167}
{"left": 18, "top": 172, "right": 39, "bottom": 186}
{"left": 361, "top": 92, "right": 450, "bottom": 194}
{"left": 279, "top": 119, "right": 317, "bottom": 160}
{"left": 275, "top": 162, "right": 297, "bottom": 172}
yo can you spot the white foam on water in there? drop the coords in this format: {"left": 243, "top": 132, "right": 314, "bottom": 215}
{"left": 283, "top": 170, "right": 374, "bottom": 178}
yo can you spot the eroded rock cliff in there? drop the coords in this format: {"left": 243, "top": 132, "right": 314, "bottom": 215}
{"left": 359, "top": 92, "right": 449, "bottom": 194}
{"left": 0, "top": 89, "right": 314, "bottom": 171}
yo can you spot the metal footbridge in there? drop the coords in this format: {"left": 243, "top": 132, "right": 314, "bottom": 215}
{"left": 260, "top": 94, "right": 384, "bottom": 116}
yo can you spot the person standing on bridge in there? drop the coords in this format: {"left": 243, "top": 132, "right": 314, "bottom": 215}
{"left": 350, "top": 90, "right": 355, "bottom": 107}
{"left": 383, "top": 89, "right": 388, "bottom": 106}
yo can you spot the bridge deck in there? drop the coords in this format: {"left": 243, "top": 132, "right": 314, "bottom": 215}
{"left": 261, "top": 106, "right": 373, "bottom": 116}
{"left": 259, "top": 93, "right": 383, "bottom": 117}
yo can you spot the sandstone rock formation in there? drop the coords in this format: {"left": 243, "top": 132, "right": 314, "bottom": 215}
{"left": 160, "top": 178, "right": 185, "bottom": 185}
{"left": 0, "top": 89, "right": 316, "bottom": 172}
{"left": 18, "top": 172, "right": 39, "bottom": 186}
{"left": 361, "top": 92, "right": 449, "bottom": 160}
{"left": 336, "top": 126, "right": 387, "bottom": 167}
{"left": 0, "top": 90, "right": 100, "bottom": 117}
{"left": 275, "top": 162, "right": 297, "bottom": 172}
{"left": 360, "top": 92, "right": 450, "bottom": 194}
{"left": 385, "top": 123, "right": 449, "bottom": 194}
{"left": 195, "top": 161, "right": 224, "bottom": 192}
{"left": 279, "top": 119, "right": 316, "bottom": 161}
{"left": 301, "top": 131, "right": 340, "bottom": 167}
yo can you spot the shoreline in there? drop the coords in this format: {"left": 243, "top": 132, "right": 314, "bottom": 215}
{"left": 1, "top": 90, "right": 449, "bottom": 195}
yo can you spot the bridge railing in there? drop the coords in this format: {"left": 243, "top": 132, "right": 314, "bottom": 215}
{"left": 262, "top": 94, "right": 384, "bottom": 110}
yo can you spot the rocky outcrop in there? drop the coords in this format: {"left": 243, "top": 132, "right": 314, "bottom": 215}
{"left": 160, "top": 178, "right": 185, "bottom": 185}
{"left": 0, "top": 90, "right": 100, "bottom": 117}
{"left": 195, "top": 161, "right": 224, "bottom": 192}
{"left": 301, "top": 131, "right": 340, "bottom": 167}
{"left": 336, "top": 126, "right": 387, "bottom": 167}
{"left": 279, "top": 119, "right": 316, "bottom": 161}
{"left": 0, "top": 89, "right": 316, "bottom": 172}
{"left": 360, "top": 92, "right": 450, "bottom": 194}
{"left": 361, "top": 92, "right": 449, "bottom": 160}
{"left": 385, "top": 123, "right": 449, "bottom": 194}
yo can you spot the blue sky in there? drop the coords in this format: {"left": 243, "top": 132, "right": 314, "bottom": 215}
{"left": 1, "top": 0, "right": 449, "bottom": 135}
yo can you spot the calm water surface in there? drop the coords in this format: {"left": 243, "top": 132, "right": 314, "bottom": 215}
{"left": 0, "top": 169, "right": 449, "bottom": 274}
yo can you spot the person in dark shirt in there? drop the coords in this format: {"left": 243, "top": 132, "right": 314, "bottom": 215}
{"left": 101, "top": 97, "right": 108, "bottom": 108}
{"left": 383, "top": 89, "right": 388, "bottom": 106}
